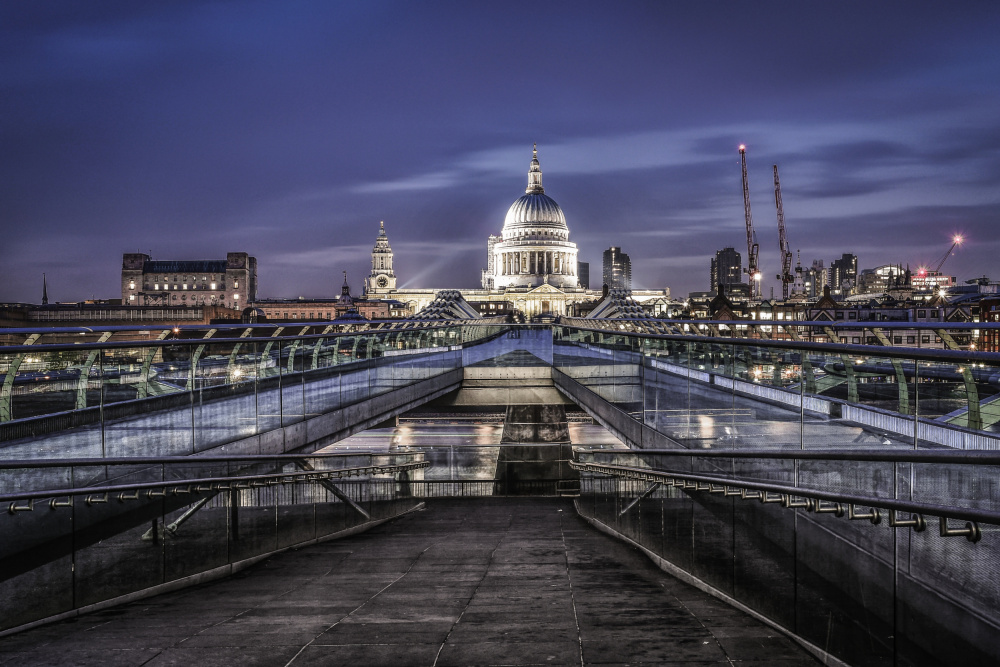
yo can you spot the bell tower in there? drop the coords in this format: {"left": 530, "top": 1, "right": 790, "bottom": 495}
{"left": 365, "top": 221, "right": 397, "bottom": 295}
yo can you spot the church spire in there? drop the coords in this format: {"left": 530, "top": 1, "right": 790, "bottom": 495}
{"left": 42, "top": 273, "right": 48, "bottom": 305}
{"left": 526, "top": 143, "right": 544, "bottom": 194}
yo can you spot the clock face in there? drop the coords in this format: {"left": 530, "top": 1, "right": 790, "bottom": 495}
{"left": 376, "top": 275, "right": 389, "bottom": 288}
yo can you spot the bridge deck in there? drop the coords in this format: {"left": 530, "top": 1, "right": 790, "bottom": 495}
{"left": 0, "top": 498, "right": 818, "bottom": 666}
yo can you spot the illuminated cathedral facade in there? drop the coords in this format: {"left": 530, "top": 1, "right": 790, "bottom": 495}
{"left": 363, "top": 146, "right": 668, "bottom": 317}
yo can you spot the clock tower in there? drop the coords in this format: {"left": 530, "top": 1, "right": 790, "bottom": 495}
{"left": 365, "top": 221, "right": 397, "bottom": 295}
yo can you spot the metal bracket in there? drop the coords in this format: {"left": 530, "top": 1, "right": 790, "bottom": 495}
{"left": 783, "top": 496, "right": 815, "bottom": 510}
{"left": 86, "top": 493, "right": 108, "bottom": 506}
{"left": 889, "top": 510, "right": 926, "bottom": 531}
{"left": 813, "top": 501, "right": 845, "bottom": 517}
{"left": 939, "top": 517, "right": 981, "bottom": 543}
{"left": 741, "top": 489, "right": 762, "bottom": 500}
{"left": 49, "top": 497, "right": 73, "bottom": 510}
{"left": 8, "top": 500, "right": 33, "bottom": 514}
{"left": 848, "top": 505, "right": 881, "bottom": 525}
{"left": 759, "top": 492, "right": 785, "bottom": 504}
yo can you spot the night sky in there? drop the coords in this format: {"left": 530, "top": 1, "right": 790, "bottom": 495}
{"left": 3, "top": 1, "right": 1000, "bottom": 303}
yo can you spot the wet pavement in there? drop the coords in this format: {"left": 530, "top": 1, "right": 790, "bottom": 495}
{"left": 0, "top": 498, "right": 820, "bottom": 666}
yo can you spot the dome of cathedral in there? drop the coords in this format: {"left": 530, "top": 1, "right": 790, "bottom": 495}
{"left": 501, "top": 145, "right": 569, "bottom": 237}
{"left": 503, "top": 192, "right": 567, "bottom": 230}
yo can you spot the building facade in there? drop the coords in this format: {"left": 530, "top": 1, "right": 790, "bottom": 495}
{"left": 710, "top": 247, "right": 744, "bottom": 294}
{"left": 364, "top": 221, "right": 397, "bottom": 294}
{"left": 122, "top": 252, "right": 257, "bottom": 309}
{"left": 363, "top": 146, "right": 668, "bottom": 317}
{"left": 255, "top": 274, "right": 410, "bottom": 322}
{"left": 483, "top": 145, "right": 580, "bottom": 291}
{"left": 830, "top": 253, "right": 858, "bottom": 296}
{"left": 602, "top": 247, "right": 631, "bottom": 290}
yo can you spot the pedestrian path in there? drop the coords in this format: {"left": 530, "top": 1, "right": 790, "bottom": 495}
{"left": 0, "top": 498, "right": 820, "bottom": 666}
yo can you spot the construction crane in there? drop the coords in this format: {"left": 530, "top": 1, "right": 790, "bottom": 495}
{"left": 932, "top": 234, "right": 964, "bottom": 273}
{"left": 739, "top": 145, "right": 761, "bottom": 300}
{"left": 773, "top": 164, "right": 794, "bottom": 299}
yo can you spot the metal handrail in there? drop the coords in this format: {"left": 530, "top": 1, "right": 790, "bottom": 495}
{"left": 0, "top": 452, "right": 425, "bottom": 469}
{"left": 557, "top": 324, "right": 1000, "bottom": 363}
{"left": 560, "top": 317, "right": 996, "bottom": 332}
{"left": 574, "top": 448, "right": 1000, "bottom": 465}
{"left": 1, "top": 461, "right": 428, "bottom": 506}
{"left": 572, "top": 461, "right": 999, "bottom": 527}
{"left": 0, "top": 327, "right": 467, "bottom": 355}
{"left": 0, "top": 317, "right": 497, "bottom": 337}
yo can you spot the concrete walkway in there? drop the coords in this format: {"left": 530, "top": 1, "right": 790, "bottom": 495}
{"left": 0, "top": 498, "right": 819, "bottom": 666}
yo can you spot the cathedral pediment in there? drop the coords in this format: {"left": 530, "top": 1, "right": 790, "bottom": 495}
{"left": 524, "top": 283, "right": 565, "bottom": 295}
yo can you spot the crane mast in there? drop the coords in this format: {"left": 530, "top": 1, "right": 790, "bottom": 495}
{"left": 739, "top": 145, "right": 760, "bottom": 300}
{"left": 773, "top": 164, "right": 793, "bottom": 299}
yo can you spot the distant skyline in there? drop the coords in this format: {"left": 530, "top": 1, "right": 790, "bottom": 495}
{"left": 3, "top": 2, "right": 1000, "bottom": 303}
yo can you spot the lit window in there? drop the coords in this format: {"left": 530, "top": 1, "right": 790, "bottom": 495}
{"left": 183, "top": 284, "right": 188, "bottom": 290}
{"left": 210, "top": 283, "right": 217, "bottom": 290}
{"left": 154, "top": 284, "right": 159, "bottom": 290}
{"left": 129, "top": 294, "right": 135, "bottom": 301}
{"left": 233, "top": 294, "right": 239, "bottom": 301}
{"left": 234, "top": 281, "right": 239, "bottom": 288}
{"left": 129, "top": 281, "right": 135, "bottom": 290}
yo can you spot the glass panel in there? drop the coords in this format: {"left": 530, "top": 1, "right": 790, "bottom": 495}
{"left": 0, "top": 346, "right": 110, "bottom": 459}
{"left": 279, "top": 340, "right": 305, "bottom": 427}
